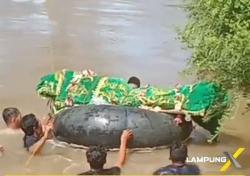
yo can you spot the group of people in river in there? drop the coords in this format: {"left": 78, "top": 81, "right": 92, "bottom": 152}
{"left": 0, "top": 107, "right": 200, "bottom": 175}
{"left": 0, "top": 69, "right": 231, "bottom": 175}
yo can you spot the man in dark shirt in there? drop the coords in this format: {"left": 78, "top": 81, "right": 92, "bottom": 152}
{"left": 21, "top": 114, "right": 53, "bottom": 154}
{"left": 153, "top": 141, "right": 200, "bottom": 175}
{"left": 79, "top": 129, "right": 133, "bottom": 175}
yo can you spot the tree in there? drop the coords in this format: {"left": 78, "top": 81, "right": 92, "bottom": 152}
{"left": 181, "top": 0, "right": 250, "bottom": 93}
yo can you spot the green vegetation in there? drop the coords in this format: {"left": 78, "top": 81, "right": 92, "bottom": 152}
{"left": 181, "top": 0, "right": 250, "bottom": 93}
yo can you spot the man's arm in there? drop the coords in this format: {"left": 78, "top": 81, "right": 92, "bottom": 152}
{"left": 28, "top": 125, "right": 52, "bottom": 155}
{"left": 41, "top": 113, "right": 55, "bottom": 126}
{"left": 28, "top": 135, "right": 47, "bottom": 155}
{"left": 115, "top": 129, "right": 133, "bottom": 168}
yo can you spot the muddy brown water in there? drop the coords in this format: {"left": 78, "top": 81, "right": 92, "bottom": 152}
{"left": 0, "top": 0, "right": 249, "bottom": 175}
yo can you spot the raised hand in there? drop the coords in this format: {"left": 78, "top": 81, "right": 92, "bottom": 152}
{"left": 121, "top": 129, "right": 133, "bottom": 144}
{"left": 44, "top": 124, "right": 53, "bottom": 139}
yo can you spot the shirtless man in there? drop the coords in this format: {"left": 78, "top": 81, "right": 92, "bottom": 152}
{"left": 2, "top": 107, "right": 53, "bottom": 130}
{"left": 2, "top": 107, "right": 22, "bottom": 129}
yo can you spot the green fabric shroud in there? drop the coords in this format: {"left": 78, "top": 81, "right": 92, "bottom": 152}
{"left": 36, "top": 69, "right": 231, "bottom": 141}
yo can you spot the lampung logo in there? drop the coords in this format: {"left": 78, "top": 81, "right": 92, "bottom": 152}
{"left": 220, "top": 147, "right": 245, "bottom": 172}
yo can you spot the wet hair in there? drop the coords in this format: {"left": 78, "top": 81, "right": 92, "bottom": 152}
{"left": 2, "top": 107, "right": 21, "bottom": 125}
{"left": 86, "top": 146, "right": 107, "bottom": 169}
{"left": 20, "top": 114, "right": 39, "bottom": 136}
{"left": 169, "top": 141, "right": 188, "bottom": 163}
{"left": 128, "top": 76, "right": 140, "bottom": 88}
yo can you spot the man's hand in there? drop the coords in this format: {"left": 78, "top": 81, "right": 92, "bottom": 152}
{"left": 121, "top": 129, "right": 133, "bottom": 145}
{"left": 44, "top": 124, "right": 53, "bottom": 139}
{"left": 0, "top": 145, "right": 4, "bottom": 153}
{"left": 174, "top": 114, "right": 185, "bottom": 126}
{"left": 42, "top": 113, "right": 54, "bottom": 126}
{"left": 116, "top": 129, "right": 133, "bottom": 168}
{"left": 174, "top": 117, "right": 183, "bottom": 125}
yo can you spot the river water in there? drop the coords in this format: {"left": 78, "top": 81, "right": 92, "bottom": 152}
{"left": 0, "top": 0, "right": 249, "bottom": 175}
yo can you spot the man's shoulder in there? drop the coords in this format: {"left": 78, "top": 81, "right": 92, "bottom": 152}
{"left": 153, "top": 165, "right": 174, "bottom": 175}
{"left": 102, "top": 166, "right": 121, "bottom": 174}
{"left": 0, "top": 128, "right": 23, "bottom": 134}
{"left": 153, "top": 164, "right": 200, "bottom": 175}
{"left": 184, "top": 164, "right": 200, "bottom": 174}
{"left": 79, "top": 167, "right": 121, "bottom": 175}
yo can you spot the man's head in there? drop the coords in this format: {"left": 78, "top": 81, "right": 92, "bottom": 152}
{"left": 2, "top": 107, "right": 21, "bottom": 129}
{"left": 21, "top": 114, "right": 42, "bottom": 136}
{"left": 86, "top": 146, "right": 107, "bottom": 170}
{"left": 128, "top": 76, "right": 140, "bottom": 88}
{"left": 169, "top": 141, "right": 188, "bottom": 163}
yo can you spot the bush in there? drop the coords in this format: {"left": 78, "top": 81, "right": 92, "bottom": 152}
{"left": 181, "top": 0, "right": 250, "bottom": 93}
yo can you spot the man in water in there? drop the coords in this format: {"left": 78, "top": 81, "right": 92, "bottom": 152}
{"left": 2, "top": 107, "right": 53, "bottom": 129}
{"left": 1, "top": 107, "right": 23, "bottom": 152}
{"left": 128, "top": 76, "right": 141, "bottom": 88}
{"left": 153, "top": 141, "right": 200, "bottom": 175}
{"left": 2, "top": 107, "right": 22, "bottom": 129}
{"left": 79, "top": 129, "right": 133, "bottom": 175}
{"left": 20, "top": 113, "right": 53, "bottom": 154}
